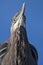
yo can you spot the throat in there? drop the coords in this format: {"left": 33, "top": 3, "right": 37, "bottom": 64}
{"left": 10, "top": 26, "right": 28, "bottom": 44}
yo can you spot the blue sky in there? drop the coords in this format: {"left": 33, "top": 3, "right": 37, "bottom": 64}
{"left": 0, "top": 0, "right": 43, "bottom": 65}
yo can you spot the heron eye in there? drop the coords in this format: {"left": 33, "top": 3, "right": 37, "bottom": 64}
{"left": 13, "top": 19, "right": 16, "bottom": 24}
{"left": 11, "top": 18, "right": 16, "bottom": 24}
{"left": 14, "top": 19, "right": 16, "bottom": 21}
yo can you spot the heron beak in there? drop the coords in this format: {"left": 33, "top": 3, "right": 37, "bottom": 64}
{"left": 19, "top": 2, "right": 26, "bottom": 17}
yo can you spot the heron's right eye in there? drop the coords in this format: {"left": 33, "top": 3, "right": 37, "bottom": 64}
{"left": 14, "top": 19, "right": 16, "bottom": 21}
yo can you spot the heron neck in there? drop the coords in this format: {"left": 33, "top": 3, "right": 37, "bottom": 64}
{"left": 10, "top": 26, "right": 28, "bottom": 44}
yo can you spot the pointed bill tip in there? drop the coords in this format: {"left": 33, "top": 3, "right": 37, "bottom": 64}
{"left": 23, "top": 2, "right": 26, "bottom": 8}
{"left": 20, "top": 2, "right": 26, "bottom": 15}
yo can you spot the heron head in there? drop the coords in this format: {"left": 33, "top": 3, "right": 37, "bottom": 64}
{"left": 11, "top": 2, "right": 26, "bottom": 33}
